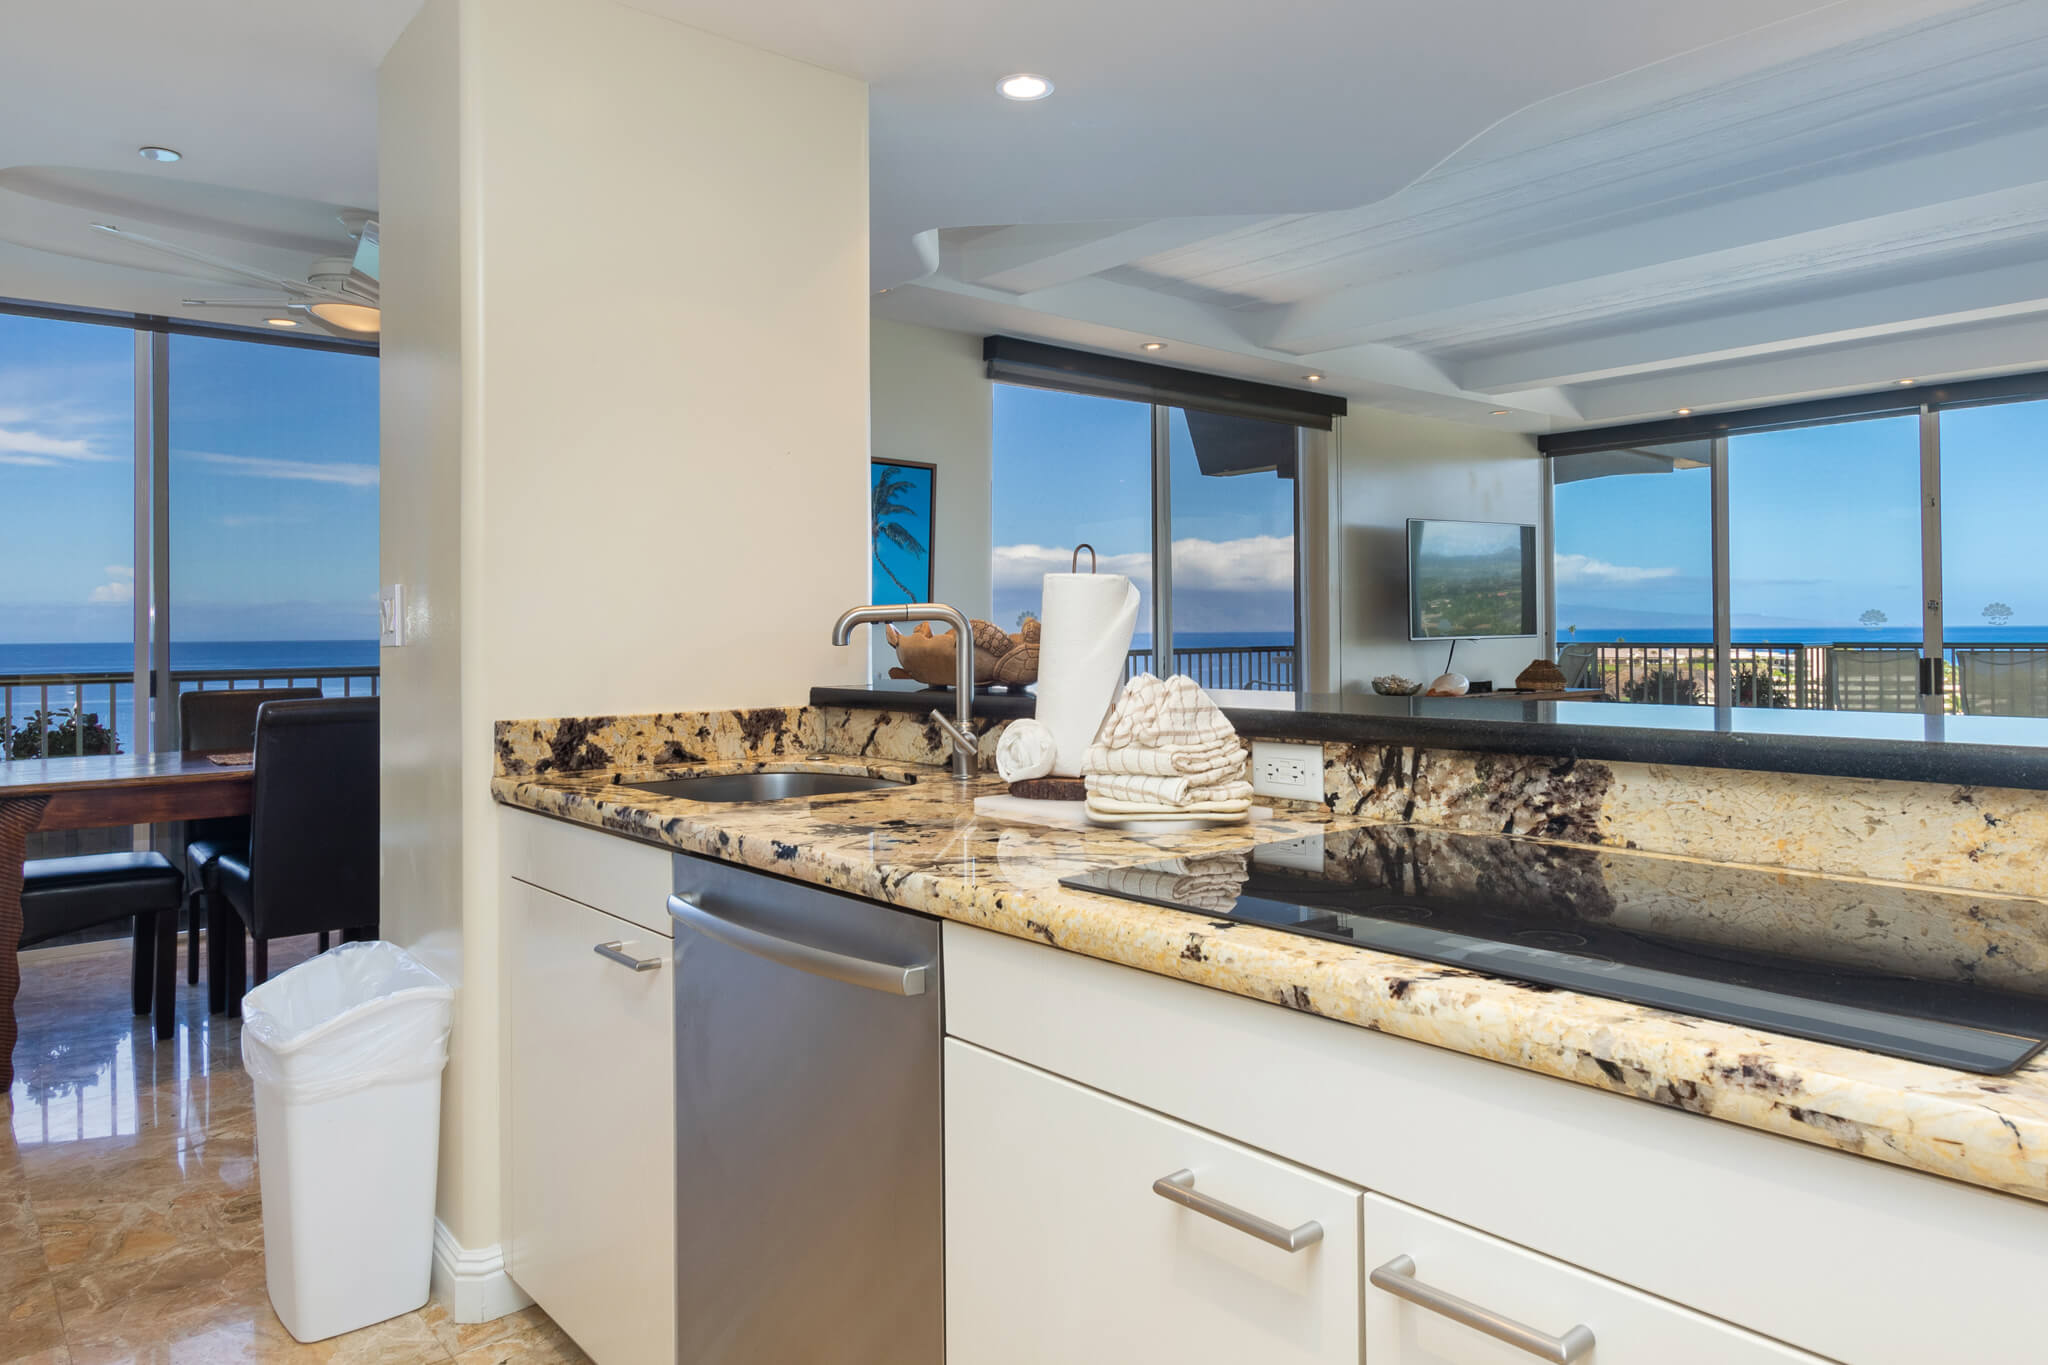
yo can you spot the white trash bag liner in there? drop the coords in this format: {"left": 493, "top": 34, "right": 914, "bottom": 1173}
{"left": 242, "top": 940, "right": 454, "bottom": 1102}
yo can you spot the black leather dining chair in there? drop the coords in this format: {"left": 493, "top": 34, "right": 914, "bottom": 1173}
{"left": 213, "top": 697, "right": 378, "bottom": 1013}
{"left": 21, "top": 851, "right": 185, "bottom": 1039}
{"left": 178, "top": 687, "right": 321, "bottom": 993}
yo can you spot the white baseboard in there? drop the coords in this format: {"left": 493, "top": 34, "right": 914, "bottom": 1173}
{"left": 431, "top": 1218, "right": 533, "bottom": 1323}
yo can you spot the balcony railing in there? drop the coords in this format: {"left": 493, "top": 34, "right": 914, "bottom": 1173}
{"left": 1, "top": 666, "right": 381, "bottom": 760}
{"left": 1559, "top": 642, "right": 2048, "bottom": 716}
{"left": 1125, "top": 644, "right": 1296, "bottom": 691}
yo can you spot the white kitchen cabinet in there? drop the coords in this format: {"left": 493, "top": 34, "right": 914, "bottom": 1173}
{"left": 946, "top": 1038, "right": 1363, "bottom": 1365}
{"left": 505, "top": 875, "right": 673, "bottom": 1365}
{"left": 1363, "top": 1194, "right": 1825, "bottom": 1364}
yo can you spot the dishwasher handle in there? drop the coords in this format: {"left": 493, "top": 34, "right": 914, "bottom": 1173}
{"left": 667, "top": 893, "right": 929, "bottom": 996}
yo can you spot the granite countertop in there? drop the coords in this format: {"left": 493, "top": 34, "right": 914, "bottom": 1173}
{"left": 492, "top": 753, "right": 2048, "bottom": 1205}
{"left": 810, "top": 681, "right": 2048, "bottom": 791}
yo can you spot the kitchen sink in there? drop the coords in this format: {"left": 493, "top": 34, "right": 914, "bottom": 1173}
{"left": 617, "top": 771, "right": 909, "bottom": 803}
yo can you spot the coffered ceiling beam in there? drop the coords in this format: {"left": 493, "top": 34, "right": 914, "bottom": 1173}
{"left": 1457, "top": 254, "right": 2048, "bottom": 392}
{"left": 950, "top": 217, "right": 1276, "bottom": 295}
{"left": 1249, "top": 125, "right": 2048, "bottom": 354}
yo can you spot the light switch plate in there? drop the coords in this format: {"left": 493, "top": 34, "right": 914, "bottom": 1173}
{"left": 1250, "top": 740, "right": 1322, "bottom": 802}
{"left": 379, "top": 584, "right": 405, "bottom": 647}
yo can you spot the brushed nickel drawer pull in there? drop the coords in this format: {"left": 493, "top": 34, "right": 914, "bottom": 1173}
{"left": 1151, "top": 1169, "right": 1323, "bottom": 1252}
{"left": 1370, "top": 1255, "right": 1595, "bottom": 1362}
{"left": 593, "top": 940, "right": 663, "bottom": 972}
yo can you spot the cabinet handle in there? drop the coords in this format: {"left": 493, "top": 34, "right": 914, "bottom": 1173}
{"left": 1370, "top": 1255, "right": 1595, "bottom": 1362}
{"left": 1151, "top": 1169, "right": 1323, "bottom": 1252}
{"left": 593, "top": 940, "right": 664, "bottom": 972}
{"left": 667, "top": 894, "right": 927, "bottom": 996}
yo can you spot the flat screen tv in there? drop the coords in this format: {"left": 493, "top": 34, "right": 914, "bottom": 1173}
{"left": 1407, "top": 518, "right": 1538, "bottom": 640}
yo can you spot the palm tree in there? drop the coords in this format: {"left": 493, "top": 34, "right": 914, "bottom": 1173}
{"left": 1984, "top": 601, "right": 2015, "bottom": 628}
{"left": 871, "top": 468, "right": 928, "bottom": 601}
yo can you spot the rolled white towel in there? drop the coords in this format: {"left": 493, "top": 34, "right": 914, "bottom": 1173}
{"left": 995, "top": 719, "right": 1059, "bottom": 783}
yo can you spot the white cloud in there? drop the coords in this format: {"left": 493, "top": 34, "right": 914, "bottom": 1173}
{"left": 184, "top": 450, "right": 379, "bottom": 488}
{"left": 992, "top": 535, "right": 1294, "bottom": 593}
{"left": 0, "top": 426, "right": 118, "bottom": 462}
{"left": 88, "top": 565, "right": 134, "bottom": 605}
{"left": 1554, "top": 553, "right": 1679, "bottom": 586}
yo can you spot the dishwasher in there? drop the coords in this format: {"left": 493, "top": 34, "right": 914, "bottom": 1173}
{"left": 667, "top": 853, "right": 943, "bottom": 1364}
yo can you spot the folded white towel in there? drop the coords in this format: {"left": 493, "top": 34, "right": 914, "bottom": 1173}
{"left": 1083, "top": 738, "right": 1245, "bottom": 781}
{"left": 1094, "top": 674, "right": 1237, "bottom": 750}
{"left": 1085, "top": 773, "right": 1255, "bottom": 807}
{"left": 1084, "top": 793, "right": 1254, "bottom": 816}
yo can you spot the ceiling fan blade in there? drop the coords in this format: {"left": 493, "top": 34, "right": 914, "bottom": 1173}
{"left": 91, "top": 223, "right": 310, "bottom": 295}
{"left": 180, "top": 298, "right": 296, "bottom": 309}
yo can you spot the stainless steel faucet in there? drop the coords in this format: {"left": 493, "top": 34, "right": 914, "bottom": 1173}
{"left": 831, "top": 603, "right": 979, "bottom": 779}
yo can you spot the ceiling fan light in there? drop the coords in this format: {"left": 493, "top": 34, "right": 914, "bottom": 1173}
{"left": 308, "top": 301, "right": 381, "bottom": 334}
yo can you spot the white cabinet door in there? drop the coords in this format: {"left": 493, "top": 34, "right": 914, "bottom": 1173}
{"left": 506, "top": 878, "right": 673, "bottom": 1365}
{"left": 1364, "top": 1194, "right": 1826, "bottom": 1364}
{"left": 946, "top": 1039, "right": 1362, "bottom": 1365}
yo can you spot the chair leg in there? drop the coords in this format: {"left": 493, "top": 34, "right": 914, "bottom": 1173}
{"left": 187, "top": 887, "right": 203, "bottom": 986}
{"left": 132, "top": 914, "right": 155, "bottom": 1016}
{"left": 252, "top": 936, "right": 269, "bottom": 988}
{"left": 208, "top": 904, "right": 230, "bottom": 1014}
{"left": 155, "top": 908, "right": 178, "bottom": 1041}
{"left": 224, "top": 912, "right": 247, "bottom": 1017}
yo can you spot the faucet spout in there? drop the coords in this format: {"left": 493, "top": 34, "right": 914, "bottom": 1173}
{"left": 830, "top": 603, "right": 979, "bottom": 779}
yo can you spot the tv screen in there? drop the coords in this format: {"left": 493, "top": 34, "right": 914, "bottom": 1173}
{"left": 1407, "top": 519, "right": 1538, "bottom": 640}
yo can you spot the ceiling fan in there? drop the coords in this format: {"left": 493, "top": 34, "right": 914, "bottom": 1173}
{"left": 89, "top": 216, "right": 380, "bottom": 338}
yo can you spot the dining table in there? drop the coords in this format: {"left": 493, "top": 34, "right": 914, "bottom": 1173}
{"left": 0, "top": 750, "right": 253, "bottom": 1091}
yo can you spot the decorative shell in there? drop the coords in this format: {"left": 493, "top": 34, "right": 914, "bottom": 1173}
{"left": 886, "top": 618, "right": 1039, "bottom": 690}
{"left": 1371, "top": 674, "right": 1421, "bottom": 696}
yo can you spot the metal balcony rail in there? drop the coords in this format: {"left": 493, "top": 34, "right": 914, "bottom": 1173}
{"left": 1558, "top": 642, "right": 2048, "bottom": 716}
{"left": 1125, "top": 644, "right": 1296, "bottom": 692}
{"left": 1, "top": 666, "right": 381, "bottom": 760}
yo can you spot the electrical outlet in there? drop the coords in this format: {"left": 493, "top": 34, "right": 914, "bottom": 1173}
{"left": 1253, "top": 833, "right": 1326, "bottom": 875}
{"left": 1250, "top": 740, "right": 1323, "bottom": 802}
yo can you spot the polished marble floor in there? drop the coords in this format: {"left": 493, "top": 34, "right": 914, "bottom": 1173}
{"left": 4, "top": 936, "right": 589, "bottom": 1364}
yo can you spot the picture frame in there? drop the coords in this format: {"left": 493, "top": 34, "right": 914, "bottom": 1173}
{"left": 870, "top": 459, "right": 935, "bottom": 605}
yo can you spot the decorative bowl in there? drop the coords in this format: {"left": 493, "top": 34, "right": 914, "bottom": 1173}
{"left": 1371, "top": 674, "right": 1422, "bottom": 696}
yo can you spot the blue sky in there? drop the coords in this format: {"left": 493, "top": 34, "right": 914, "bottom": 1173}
{"left": 0, "top": 313, "right": 378, "bottom": 644}
{"left": 990, "top": 384, "right": 1296, "bottom": 637}
{"left": 1555, "top": 406, "right": 2047, "bottom": 632}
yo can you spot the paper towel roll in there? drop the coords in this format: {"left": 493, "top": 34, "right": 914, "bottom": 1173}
{"left": 1035, "top": 573, "right": 1141, "bottom": 776}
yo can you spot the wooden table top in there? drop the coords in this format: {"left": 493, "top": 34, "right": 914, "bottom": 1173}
{"left": 0, "top": 750, "right": 251, "bottom": 798}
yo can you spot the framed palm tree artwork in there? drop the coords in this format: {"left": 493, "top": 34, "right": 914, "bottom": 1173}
{"left": 871, "top": 459, "right": 935, "bottom": 605}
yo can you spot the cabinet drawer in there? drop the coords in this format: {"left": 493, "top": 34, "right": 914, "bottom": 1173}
{"left": 947, "top": 1039, "right": 1362, "bottom": 1365}
{"left": 502, "top": 806, "right": 673, "bottom": 937}
{"left": 506, "top": 879, "right": 674, "bottom": 1365}
{"left": 1364, "top": 1194, "right": 1824, "bottom": 1364}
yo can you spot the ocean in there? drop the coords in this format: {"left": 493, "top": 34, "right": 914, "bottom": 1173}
{"left": 1, "top": 641, "right": 379, "bottom": 739}
{"left": 1560, "top": 627, "right": 2048, "bottom": 646}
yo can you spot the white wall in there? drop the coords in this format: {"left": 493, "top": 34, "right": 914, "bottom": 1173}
{"left": 1336, "top": 407, "right": 1549, "bottom": 692}
{"left": 867, "top": 319, "right": 992, "bottom": 679}
{"left": 379, "top": 0, "right": 868, "bottom": 1266}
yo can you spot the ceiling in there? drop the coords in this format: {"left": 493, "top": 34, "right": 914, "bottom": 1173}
{"left": 5, "top": 0, "right": 2044, "bottom": 430}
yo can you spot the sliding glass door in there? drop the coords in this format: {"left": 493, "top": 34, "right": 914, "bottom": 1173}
{"left": 991, "top": 383, "right": 1306, "bottom": 693}
{"left": 1727, "top": 415, "right": 1924, "bottom": 712}
{"left": 1939, "top": 399, "right": 2048, "bottom": 715}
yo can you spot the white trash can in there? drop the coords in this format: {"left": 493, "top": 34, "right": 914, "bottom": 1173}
{"left": 241, "top": 940, "right": 455, "bottom": 1343}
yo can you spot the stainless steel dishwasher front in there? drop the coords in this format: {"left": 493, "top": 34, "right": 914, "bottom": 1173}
{"left": 668, "top": 853, "right": 943, "bottom": 1364}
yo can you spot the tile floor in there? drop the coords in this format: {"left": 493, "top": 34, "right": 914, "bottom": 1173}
{"left": 4, "top": 935, "right": 589, "bottom": 1364}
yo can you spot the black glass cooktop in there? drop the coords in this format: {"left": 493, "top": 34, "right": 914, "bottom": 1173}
{"left": 1060, "top": 825, "right": 2048, "bottom": 1074}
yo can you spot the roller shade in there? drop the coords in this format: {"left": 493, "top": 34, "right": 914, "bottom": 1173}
{"left": 983, "top": 335, "right": 1346, "bottom": 429}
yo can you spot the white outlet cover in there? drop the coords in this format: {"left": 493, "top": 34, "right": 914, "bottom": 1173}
{"left": 1250, "top": 739, "right": 1323, "bottom": 802}
{"left": 1254, "top": 833, "right": 1326, "bottom": 875}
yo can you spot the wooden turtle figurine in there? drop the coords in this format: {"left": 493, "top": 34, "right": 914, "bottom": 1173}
{"left": 886, "top": 618, "right": 1039, "bottom": 691}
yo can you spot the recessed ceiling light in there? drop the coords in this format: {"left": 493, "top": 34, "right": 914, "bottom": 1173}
{"left": 1303, "top": 372, "right": 1324, "bottom": 383}
{"left": 263, "top": 317, "right": 299, "bottom": 328}
{"left": 1897, "top": 378, "right": 1916, "bottom": 385}
{"left": 1142, "top": 342, "right": 1165, "bottom": 352}
{"left": 1676, "top": 407, "right": 1693, "bottom": 415}
{"left": 1489, "top": 409, "right": 1510, "bottom": 416}
{"left": 137, "top": 146, "right": 181, "bottom": 163}
{"left": 997, "top": 73, "right": 1054, "bottom": 101}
